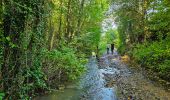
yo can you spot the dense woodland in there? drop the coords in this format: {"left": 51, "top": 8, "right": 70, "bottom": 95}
{"left": 0, "top": 0, "right": 170, "bottom": 99}
{"left": 112, "top": 0, "right": 170, "bottom": 81}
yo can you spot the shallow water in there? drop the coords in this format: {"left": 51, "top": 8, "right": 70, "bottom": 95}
{"left": 80, "top": 58, "right": 117, "bottom": 100}
{"left": 35, "top": 88, "right": 81, "bottom": 100}
{"left": 35, "top": 57, "right": 117, "bottom": 100}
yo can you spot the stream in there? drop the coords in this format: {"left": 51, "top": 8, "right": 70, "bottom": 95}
{"left": 35, "top": 51, "right": 119, "bottom": 100}
{"left": 35, "top": 50, "right": 170, "bottom": 100}
{"left": 80, "top": 56, "right": 118, "bottom": 100}
{"left": 35, "top": 51, "right": 170, "bottom": 100}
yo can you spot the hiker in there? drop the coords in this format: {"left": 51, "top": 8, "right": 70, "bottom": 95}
{"left": 107, "top": 44, "right": 109, "bottom": 54}
{"left": 111, "top": 43, "right": 114, "bottom": 54}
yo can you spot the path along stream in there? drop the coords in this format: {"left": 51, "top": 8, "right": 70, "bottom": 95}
{"left": 35, "top": 50, "right": 170, "bottom": 100}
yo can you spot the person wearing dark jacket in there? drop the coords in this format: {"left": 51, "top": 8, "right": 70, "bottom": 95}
{"left": 111, "top": 43, "right": 114, "bottom": 54}
{"left": 107, "top": 44, "right": 109, "bottom": 54}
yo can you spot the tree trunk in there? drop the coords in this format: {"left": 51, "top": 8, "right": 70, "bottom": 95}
{"left": 65, "top": 0, "right": 71, "bottom": 39}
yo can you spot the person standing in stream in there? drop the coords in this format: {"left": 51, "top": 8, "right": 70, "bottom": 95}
{"left": 111, "top": 43, "right": 114, "bottom": 54}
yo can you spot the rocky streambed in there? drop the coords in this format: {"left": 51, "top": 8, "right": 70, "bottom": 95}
{"left": 98, "top": 52, "right": 170, "bottom": 100}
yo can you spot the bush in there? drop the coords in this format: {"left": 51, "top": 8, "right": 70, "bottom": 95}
{"left": 43, "top": 46, "right": 86, "bottom": 87}
{"left": 118, "top": 43, "right": 127, "bottom": 55}
{"left": 0, "top": 92, "right": 5, "bottom": 100}
{"left": 130, "top": 38, "right": 170, "bottom": 81}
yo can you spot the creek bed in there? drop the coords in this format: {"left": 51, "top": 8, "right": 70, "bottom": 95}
{"left": 80, "top": 58, "right": 117, "bottom": 100}
{"left": 34, "top": 57, "right": 118, "bottom": 100}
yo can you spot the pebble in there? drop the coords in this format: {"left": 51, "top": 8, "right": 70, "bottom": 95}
{"left": 98, "top": 54, "right": 170, "bottom": 100}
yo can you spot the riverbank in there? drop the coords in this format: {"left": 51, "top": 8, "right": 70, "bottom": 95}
{"left": 122, "top": 55, "right": 170, "bottom": 91}
{"left": 99, "top": 52, "right": 170, "bottom": 100}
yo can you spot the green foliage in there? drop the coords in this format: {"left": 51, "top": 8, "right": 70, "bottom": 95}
{"left": 99, "top": 39, "right": 107, "bottom": 55}
{"left": 0, "top": 92, "right": 5, "bottom": 100}
{"left": 130, "top": 38, "right": 170, "bottom": 80}
{"left": 0, "top": 0, "right": 109, "bottom": 99}
{"left": 1, "top": 0, "right": 48, "bottom": 99}
{"left": 44, "top": 46, "right": 86, "bottom": 87}
{"left": 0, "top": 42, "right": 3, "bottom": 70}
{"left": 113, "top": 0, "right": 170, "bottom": 81}
{"left": 105, "top": 29, "right": 119, "bottom": 46}
{"left": 0, "top": 3, "right": 3, "bottom": 70}
{"left": 98, "top": 29, "right": 119, "bottom": 55}
{"left": 79, "top": 31, "right": 101, "bottom": 55}
{"left": 147, "top": 1, "right": 170, "bottom": 40}
{"left": 99, "top": 30, "right": 119, "bottom": 55}
{"left": 117, "top": 43, "right": 126, "bottom": 55}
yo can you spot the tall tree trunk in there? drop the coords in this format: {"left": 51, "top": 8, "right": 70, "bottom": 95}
{"left": 142, "top": 0, "right": 148, "bottom": 42}
{"left": 58, "top": 0, "right": 63, "bottom": 41}
{"left": 76, "top": 0, "right": 85, "bottom": 37}
{"left": 65, "top": 0, "right": 71, "bottom": 39}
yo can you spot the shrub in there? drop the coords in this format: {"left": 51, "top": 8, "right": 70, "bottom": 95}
{"left": 0, "top": 92, "right": 5, "bottom": 100}
{"left": 130, "top": 38, "right": 170, "bottom": 81}
{"left": 43, "top": 46, "right": 86, "bottom": 87}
